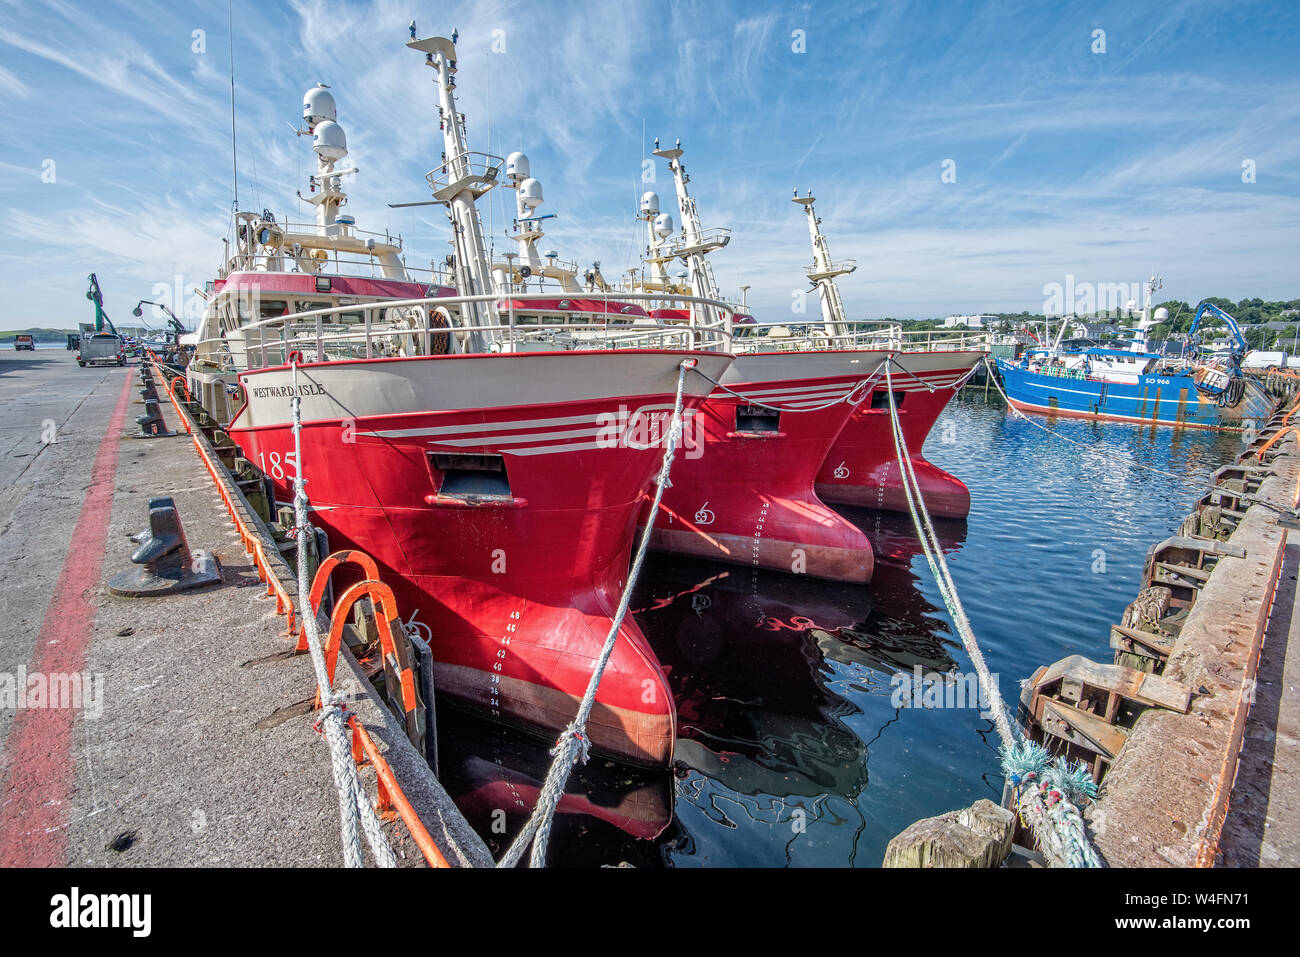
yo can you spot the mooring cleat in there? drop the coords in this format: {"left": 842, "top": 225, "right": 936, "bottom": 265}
{"left": 109, "top": 496, "right": 221, "bottom": 597}
{"left": 130, "top": 398, "right": 176, "bottom": 438}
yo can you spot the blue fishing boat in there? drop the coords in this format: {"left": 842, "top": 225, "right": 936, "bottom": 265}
{"left": 995, "top": 280, "right": 1273, "bottom": 432}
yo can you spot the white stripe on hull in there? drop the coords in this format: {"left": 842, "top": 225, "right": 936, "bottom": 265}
{"left": 234, "top": 350, "right": 734, "bottom": 430}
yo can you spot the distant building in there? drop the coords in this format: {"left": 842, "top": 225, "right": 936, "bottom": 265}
{"left": 1070, "top": 321, "right": 1121, "bottom": 339}
{"left": 940, "top": 315, "right": 995, "bottom": 329}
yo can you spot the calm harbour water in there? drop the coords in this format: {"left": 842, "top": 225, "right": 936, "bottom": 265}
{"left": 437, "top": 392, "right": 1245, "bottom": 866}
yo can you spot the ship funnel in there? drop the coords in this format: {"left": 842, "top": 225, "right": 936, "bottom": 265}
{"left": 640, "top": 191, "right": 660, "bottom": 216}
{"left": 653, "top": 212, "right": 674, "bottom": 238}
{"left": 303, "top": 84, "right": 336, "bottom": 127}
{"left": 506, "top": 151, "right": 530, "bottom": 183}
{"left": 518, "top": 177, "right": 543, "bottom": 209}
{"left": 313, "top": 119, "right": 348, "bottom": 162}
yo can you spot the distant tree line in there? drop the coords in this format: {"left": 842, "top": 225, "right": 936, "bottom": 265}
{"left": 890, "top": 298, "right": 1300, "bottom": 352}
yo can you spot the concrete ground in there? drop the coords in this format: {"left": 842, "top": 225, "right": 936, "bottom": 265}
{"left": 0, "top": 351, "right": 488, "bottom": 867}
{"left": 1085, "top": 436, "right": 1299, "bottom": 868}
{"left": 1220, "top": 542, "right": 1300, "bottom": 866}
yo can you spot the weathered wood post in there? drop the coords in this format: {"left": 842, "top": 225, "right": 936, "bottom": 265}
{"left": 882, "top": 799, "right": 1015, "bottom": 868}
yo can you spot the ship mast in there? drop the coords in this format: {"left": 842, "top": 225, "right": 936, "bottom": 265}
{"left": 653, "top": 139, "right": 730, "bottom": 323}
{"left": 792, "top": 190, "right": 855, "bottom": 340}
{"left": 299, "top": 84, "right": 352, "bottom": 230}
{"left": 1132, "top": 273, "right": 1162, "bottom": 352}
{"left": 222, "top": 86, "right": 408, "bottom": 280}
{"left": 634, "top": 191, "right": 677, "bottom": 292}
{"left": 497, "top": 153, "right": 580, "bottom": 293}
{"left": 408, "top": 28, "right": 502, "bottom": 352}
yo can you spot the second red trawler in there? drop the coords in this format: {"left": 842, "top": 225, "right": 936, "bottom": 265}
{"left": 628, "top": 143, "right": 887, "bottom": 584}
{"left": 789, "top": 191, "right": 983, "bottom": 519}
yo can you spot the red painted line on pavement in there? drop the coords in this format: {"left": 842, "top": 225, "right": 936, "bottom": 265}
{"left": 0, "top": 368, "right": 134, "bottom": 866}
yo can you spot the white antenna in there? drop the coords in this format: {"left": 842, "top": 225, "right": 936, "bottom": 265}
{"left": 227, "top": 0, "right": 239, "bottom": 213}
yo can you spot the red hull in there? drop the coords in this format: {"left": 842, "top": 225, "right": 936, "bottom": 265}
{"left": 815, "top": 352, "right": 982, "bottom": 519}
{"left": 227, "top": 350, "right": 733, "bottom": 766}
{"left": 645, "top": 352, "right": 885, "bottom": 583}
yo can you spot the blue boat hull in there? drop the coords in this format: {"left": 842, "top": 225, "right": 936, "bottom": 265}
{"left": 994, "top": 359, "right": 1274, "bottom": 431}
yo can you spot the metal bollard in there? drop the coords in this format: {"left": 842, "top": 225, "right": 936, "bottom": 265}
{"left": 133, "top": 398, "right": 175, "bottom": 438}
{"left": 109, "top": 496, "right": 221, "bottom": 596}
{"left": 137, "top": 371, "right": 159, "bottom": 403}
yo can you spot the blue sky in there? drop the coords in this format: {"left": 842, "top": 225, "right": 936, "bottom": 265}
{"left": 1, "top": 0, "right": 1297, "bottom": 331}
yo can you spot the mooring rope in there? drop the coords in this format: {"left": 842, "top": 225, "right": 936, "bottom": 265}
{"left": 982, "top": 356, "right": 1237, "bottom": 494}
{"left": 884, "top": 365, "right": 1102, "bottom": 867}
{"left": 687, "top": 357, "right": 889, "bottom": 413}
{"left": 290, "top": 360, "right": 397, "bottom": 868}
{"left": 496, "top": 359, "right": 695, "bottom": 868}
{"left": 886, "top": 355, "right": 941, "bottom": 392}
{"left": 884, "top": 365, "right": 1015, "bottom": 746}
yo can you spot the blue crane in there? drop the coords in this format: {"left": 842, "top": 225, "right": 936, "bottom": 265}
{"left": 1188, "top": 301, "right": 1248, "bottom": 356}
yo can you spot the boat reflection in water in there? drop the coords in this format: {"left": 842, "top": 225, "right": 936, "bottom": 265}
{"left": 438, "top": 507, "right": 984, "bottom": 866}
{"left": 638, "top": 511, "right": 979, "bottom": 866}
{"left": 435, "top": 707, "right": 676, "bottom": 866}
{"left": 441, "top": 507, "right": 986, "bottom": 866}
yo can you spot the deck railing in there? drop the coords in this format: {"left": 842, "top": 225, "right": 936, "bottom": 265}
{"left": 222, "top": 290, "right": 740, "bottom": 370}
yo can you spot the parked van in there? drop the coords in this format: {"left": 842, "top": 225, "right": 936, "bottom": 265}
{"left": 77, "top": 334, "right": 125, "bottom": 367}
{"left": 1242, "top": 350, "right": 1286, "bottom": 372}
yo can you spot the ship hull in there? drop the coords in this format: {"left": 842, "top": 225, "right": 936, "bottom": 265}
{"left": 227, "top": 349, "right": 733, "bottom": 766}
{"left": 815, "top": 351, "right": 983, "bottom": 518}
{"left": 644, "top": 351, "right": 888, "bottom": 583}
{"left": 995, "top": 359, "right": 1274, "bottom": 431}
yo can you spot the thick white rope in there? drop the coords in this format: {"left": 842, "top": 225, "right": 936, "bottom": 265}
{"left": 688, "top": 358, "right": 889, "bottom": 413}
{"left": 497, "top": 360, "right": 693, "bottom": 868}
{"left": 885, "top": 365, "right": 1102, "bottom": 867}
{"left": 290, "top": 360, "right": 397, "bottom": 868}
{"left": 884, "top": 365, "right": 1016, "bottom": 746}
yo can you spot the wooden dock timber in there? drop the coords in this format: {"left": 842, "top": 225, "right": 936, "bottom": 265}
{"left": 1085, "top": 430, "right": 1299, "bottom": 867}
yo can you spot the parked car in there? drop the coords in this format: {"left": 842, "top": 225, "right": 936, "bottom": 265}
{"left": 77, "top": 334, "right": 125, "bottom": 367}
{"left": 13, "top": 334, "right": 35, "bottom": 351}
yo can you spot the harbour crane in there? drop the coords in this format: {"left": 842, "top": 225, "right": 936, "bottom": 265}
{"left": 84, "top": 273, "right": 119, "bottom": 336}
{"left": 1188, "top": 301, "right": 1248, "bottom": 357}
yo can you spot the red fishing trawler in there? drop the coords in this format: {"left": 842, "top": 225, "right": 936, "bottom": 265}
{"left": 206, "top": 34, "right": 738, "bottom": 765}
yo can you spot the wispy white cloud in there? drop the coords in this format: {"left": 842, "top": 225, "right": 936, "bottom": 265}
{"left": 0, "top": 62, "right": 30, "bottom": 100}
{"left": 0, "top": 0, "right": 1297, "bottom": 332}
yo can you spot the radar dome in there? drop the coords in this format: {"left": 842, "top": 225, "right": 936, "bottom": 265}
{"left": 640, "top": 191, "right": 660, "bottom": 216}
{"left": 1154, "top": 307, "right": 1170, "bottom": 321}
{"left": 313, "top": 120, "right": 348, "bottom": 161}
{"left": 505, "top": 152, "right": 530, "bottom": 183}
{"left": 518, "top": 177, "right": 543, "bottom": 208}
{"left": 653, "top": 212, "right": 674, "bottom": 238}
{"left": 303, "top": 84, "right": 336, "bottom": 126}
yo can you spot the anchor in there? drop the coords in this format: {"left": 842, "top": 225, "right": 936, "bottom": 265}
{"left": 109, "top": 496, "right": 221, "bottom": 596}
